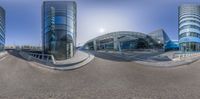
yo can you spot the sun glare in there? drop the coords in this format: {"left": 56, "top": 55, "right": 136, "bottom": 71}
{"left": 99, "top": 28, "right": 105, "bottom": 33}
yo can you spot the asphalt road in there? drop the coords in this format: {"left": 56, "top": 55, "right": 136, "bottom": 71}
{"left": 0, "top": 51, "right": 200, "bottom": 99}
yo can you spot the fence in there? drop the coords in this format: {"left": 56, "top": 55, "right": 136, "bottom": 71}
{"left": 20, "top": 51, "right": 56, "bottom": 64}
{"left": 28, "top": 52, "right": 56, "bottom": 64}
{"left": 173, "top": 52, "right": 200, "bottom": 60}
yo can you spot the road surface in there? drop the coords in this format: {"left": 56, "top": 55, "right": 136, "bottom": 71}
{"left": 0, "top": 51, "right": 200, "bottom": 99}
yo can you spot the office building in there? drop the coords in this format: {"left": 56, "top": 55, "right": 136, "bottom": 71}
{"left": 83, "top": 29, "right": 177, "bottom": 51}
{"left": 179, "top": 4, "right": 200, "bottom": 52}
{"left": 0, "top": 6, "right": 5, "bottom": 52}
{"left": 42, "top": 1, "right": 77, "bottom": 60}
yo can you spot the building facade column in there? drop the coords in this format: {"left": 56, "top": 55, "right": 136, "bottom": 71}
{"left": 93, "top": 40, "right": 97, "bottom": 51}
{"left": 113, "top": 34, "right": 118, "bottom": 51}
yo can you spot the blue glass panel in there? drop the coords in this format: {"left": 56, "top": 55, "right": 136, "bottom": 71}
{"left": 179, "top": 37, "right": 200, "bottom": 43}
{"left": 55, "top": 16, "right": 67, "bottom": 24}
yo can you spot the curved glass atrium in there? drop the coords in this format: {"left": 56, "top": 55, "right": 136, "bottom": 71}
{"left": 83, "top": 30, "right": 177, "bottom": 52}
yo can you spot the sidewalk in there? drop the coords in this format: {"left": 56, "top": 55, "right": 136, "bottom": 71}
{"left": 54, "top": 51, "right": 90, "bottom": 66}
{"left": 0, "top": 51, "right": 7, "bottom": 59}
{"left": 20, "top": 50, "right": 95, "bottom": 70}
{"left": 95, "top": 50, "right": 200, "bottom": 67}
{"left": 134, "top": 57, "right": 200, "bottom": 67}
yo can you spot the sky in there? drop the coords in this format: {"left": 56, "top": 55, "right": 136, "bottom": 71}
{"left": 0, "top": 0, "right": 200, "bottom": 46}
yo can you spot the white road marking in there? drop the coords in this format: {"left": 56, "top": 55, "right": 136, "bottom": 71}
{"left": 0, "top": 56, "right": 7, "bottom": 61}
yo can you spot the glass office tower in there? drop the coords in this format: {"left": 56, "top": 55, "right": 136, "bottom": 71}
{"left": 42, "top": 1, "right": 77, "bottom": 60}
{"left": 0, "top": 6, "right": 5, "bottom": 52}
{"left": 179, "top": 4, "right": 200, "bottom": 52}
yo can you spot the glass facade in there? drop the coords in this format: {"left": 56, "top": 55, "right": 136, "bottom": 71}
{"left": 0, "top": 6, "right": 5, "bottom": 52}
{"left": 42, "top": 1, "right": 76, "bottom": 60}
{"left": 83, "top": 31, "right": 169, "bottom": 51}
{"left": 165, "top": 40, "right": 179, "bottom": 51}
{"left": 120, "top": 40, "right": 137, "bottom": 50}
{"left": 179, "top": 4, "right": 200, "bottom": 52}
{"left": 148, "top": 29, "right": 170, "bottom": 49}
{"left": 97, "top": 38, "right": 114, "bottom": 50}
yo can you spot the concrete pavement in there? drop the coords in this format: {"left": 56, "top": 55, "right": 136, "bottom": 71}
{"left": 1, "top": 51, "right": 200, "bottom": 98}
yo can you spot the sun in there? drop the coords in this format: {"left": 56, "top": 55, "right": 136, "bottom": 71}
{"left": 99, "top": 28, "right": 105, "bottom": 33}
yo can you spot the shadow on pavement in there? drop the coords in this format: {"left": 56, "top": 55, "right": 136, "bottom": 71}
{"left": 85, "top": 51, "right": 131, "bottom": 62}
{"left": 7, "top": 50, "right": 29, "bottom": 61}
{"left": 83, "top": 50, "right": 173, "bottom": 62}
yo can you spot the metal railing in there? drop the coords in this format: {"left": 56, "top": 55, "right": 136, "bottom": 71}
{"left": 173, "top": 52, "right": 200, "bottom": 60}
{"left": 28, "top": 52, "right": 56, "bottom": 64}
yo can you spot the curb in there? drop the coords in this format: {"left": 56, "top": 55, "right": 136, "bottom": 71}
{"left": 31, "top": 54, "right": 94, "bottom": 71}
{"left": 132, "top": 56, "right": 200, "bottom": 67}
{"left": 94, "top": 51, "right": 200, "bottom": 67}
{"left": 20, "top": 51, "right": 95, "bottom": 70}
{"left": 0, "top": 51, "right": 8, "bottom": 59}
{"left": 53, "top": 51, "right": 90, "bottom": 66}
{"left": 50, "top": 54, "right": 94, "bottom": 70}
